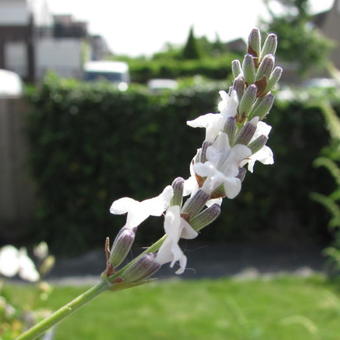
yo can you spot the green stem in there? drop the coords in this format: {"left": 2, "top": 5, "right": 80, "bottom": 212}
{"left": 16, "top": 280, "right": 109, "bottom": 340}
{"left": 17, "top": 235, "right": 167, "bottom": 340}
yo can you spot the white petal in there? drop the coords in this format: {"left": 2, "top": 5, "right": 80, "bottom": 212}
{"left": 187, "top": 113, "right": 218, "bottom": 128}
{"left": 218, "top": 90, "right": 238, "bottom": 117}
{"left": 247, "top": 145, "right": 274, "bottom": 173}
{"left": 206, "top": 197, "right": 223, "bottom": 207}
{"left": 183, "top": 175, "right": 198, "bottom": 196}
{"left": 110, "top": 186, "right": 173, "bottom": 229}
{"left": 110, "top": 197, "right": 139, "bottom": 215}
{"left": 163, "top": 206, "right": 181, "bottom": 241}
{"left": 180, "top": 219, "right": 198, "bottom": 240}
{"left": 220, "top": 144, "right": 252, "bottom": 177}
{"left": 174, "top": 250, "right": 187, "bottom": 275}
{"left": 256, "top": 145, "right": 274, "bottom": 165}
{"left": 143, "top": 185, "right": 174, "bottom": 216}
{"left": 223, "top": 177, "right": 242, "bottom": 199}
{"left": 252, "top": 121, "right": 272, "bottom": 141}
{"left": 18, "top": 248, "right": 40, "bottom": 282}
{"left": 155, "top": 237, "right": 187, "bottom": 275}
{"left": 155, "top": 238, "right": 173, "bottom": 265}
{"left": 206, "top": 132, "right": 230, "bottom": 165}
{"left": 187, "top": 113, "right": 224, "bottom": 142}
{"left": 194, "top": 162, "right": 217, "bottom": 178}
{"left": 0, "top": 245, "right": 20, "bottom": 277}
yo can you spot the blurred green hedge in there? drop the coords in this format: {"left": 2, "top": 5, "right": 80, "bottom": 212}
{"left": 26, "top": 77, "right": 333, "bottom": 254}
{"left": 125, "top": 56, "right": 237, "bottom": 83}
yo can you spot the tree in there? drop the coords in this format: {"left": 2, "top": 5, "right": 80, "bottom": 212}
{"left": 261, "top": 0, "right": 333, "bottom": 76}
{"left": 182, "top": 26, "right": 201, "bottom": 60}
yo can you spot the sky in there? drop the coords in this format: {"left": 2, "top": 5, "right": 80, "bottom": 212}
{"left": 47, "top": 0, "right": 334, "bottom": 56}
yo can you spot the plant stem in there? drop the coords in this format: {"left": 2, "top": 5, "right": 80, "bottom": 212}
{"left": 16, "top": 280, "right": 109, "bottom": 340}
{"left": 17, "top": 234, "right": 168, "bottom": 340}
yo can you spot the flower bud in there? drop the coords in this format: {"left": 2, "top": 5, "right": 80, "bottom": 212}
{"left": 242, "top": 54, "right": 256, "bottom": 84}
{"left": 200, "top": 141, "right": 211, "bottom": 163}
{"left": 171, "top": 177, "right": 184, "bottom": 206}
{"left": 232, "top": 60, "right": 242, "bottom": 79}
{"left": 122, "top": 253, "right": 160, "bottom": 282}
{"left": 223, "top": 117, "right": 237, "bottom": 145}
{"left": 235, "top": 117, "right": 258, "bottom": 145}
{"left": 248, "top": 135, "right": 268, "bottom": 154}
{"left": 248, "top": 28, "right": 261, "bottom": 58}
{"left": 261, "top": 33, "right": 277, "bottom": 59}
{"left": 266, "top": 66, "right": 283, "bottom": 92}
{"left": 39, "top": 255, "right": 55, "bottom": 276}
{"left": 233, "top": 76, "right": 245, "bottom": 101}
{"left": 109, "top": 228, "right": 135, "bottom": 268}
{"left": 181, "top": 190, "right": 210, "bottom": 217}
{"left": 250, "top": 94, "right": 274, "bottom": 119}
{"left": 237, "top": 167, "right": 247, "bottom": 182}
{"left": 189, "top": 204, "right": 221, "bottom": 231}
{"left": 256, "top": 54, "right": 274, "bottom": 82}
{"left": 239, "top": 84, "right": 257, "bottom": 116}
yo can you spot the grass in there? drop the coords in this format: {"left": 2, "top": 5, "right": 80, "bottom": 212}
{"left": 6, "top": 276, "right": 340, "bottom": 340}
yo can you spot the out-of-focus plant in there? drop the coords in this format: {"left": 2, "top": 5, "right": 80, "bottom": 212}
{"left": 0, "top": 242, "right": 55, "bottom": 339}
{"left": 261, "top": 0, "right": 334, "bottom": 75}
{"left": 310, "top": 102, "right": 340, "bottom": 272}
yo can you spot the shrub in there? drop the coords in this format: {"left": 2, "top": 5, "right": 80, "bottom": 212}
{"left": 121, "top": 56, "right": 238, "bottom": 83}
{"left": 26, "top": 77, "right": 332, "bottom": 254}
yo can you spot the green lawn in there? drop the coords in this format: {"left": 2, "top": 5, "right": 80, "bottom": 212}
{"left": 7, "top": 276, "right": 340, "bottom": 340}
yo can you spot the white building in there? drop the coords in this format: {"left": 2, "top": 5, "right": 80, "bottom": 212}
{"left": 0, "top": 0, "right": 90, "bottom": 81}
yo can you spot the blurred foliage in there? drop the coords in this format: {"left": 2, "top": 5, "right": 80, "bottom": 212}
{"left": 110, "top": 55, "right": 238, "bottom": 84}
{"left": 110, "top": 27, "right": 242, "bottom": 83}
{"left": 261, "top": 0, "right": 334, "bottom": 75}
{"left": 310, "top": 102, "right": 340, "bottom": 272}
{"left": 25, "top": 75, "right": 333, "bottom": 255}
{"left": 181, "top": 26, "right": 201, "bottom": 60}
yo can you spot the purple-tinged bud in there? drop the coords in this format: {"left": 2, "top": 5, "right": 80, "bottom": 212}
{"left": 223, "top": 117, "right": 237, "bottom": 145}
{"left": 248, "top": 28, "right": 261, "bottom": 58}
{"left": 237, "top": 168, "right": 247, "bottom": 182}
{"left": 122, "top": 253, "right": 161, "bottom": 282}
{"left": 239, "top": 84, "right": 257, "bottom": 116}
{"left": 242, "top": 54, "right": 256, "bottom": 84}
{"left": 261, "top": 33, "right": 277, "bottom": 59}
{"left": 189, "top": 204, "right": 221, "bottom": 231}
{"left": 232, "top": 60, "right": 242, "bottom": 79}
{"left": 200, "top": 141, "right": 211, "bottom": 163}
{"left": 233, "top": 76, "right": 245, "bottom": 101}
{"left": 109, "top": 227, "right": 135, "bottom": 268}
{"left": 250, "top": 94, "right": 274, "bottom": 119}
{"left": 248, "top": 135, "right": 268, "bottom": 154}
{"left": 266, "top": 66, "right": 283, "bottom": 92}
{"left": 181, "top": 189, "right": 210, "bottom": 218}
{"left": 171, "top": 177, "right": 184, "bottom": 207}
{"left": 235, "top": 117, "right": 258, "bottom": 145}
{"left": 256, "top": 54, "right": 274, "bottom": 82}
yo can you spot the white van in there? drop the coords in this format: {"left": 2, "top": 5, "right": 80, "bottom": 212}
{"left": 83, "top": 61, "right": 129, "bottom": 91}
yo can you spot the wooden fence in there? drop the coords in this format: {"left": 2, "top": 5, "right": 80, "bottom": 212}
{"left": 0, "top": 98, "right": 35, "bottom": 242}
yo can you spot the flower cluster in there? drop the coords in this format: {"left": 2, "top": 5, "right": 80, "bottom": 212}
{"left": 108, "top": 28, "right": 282, "bottom": 280}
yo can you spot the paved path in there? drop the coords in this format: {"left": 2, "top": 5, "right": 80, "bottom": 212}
{"left": 47, "top": 241, "right": 327, "bottom": 285}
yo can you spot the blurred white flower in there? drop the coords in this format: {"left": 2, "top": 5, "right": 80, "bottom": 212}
{"left": 156, "top": 206, "right": 198, "bottom": 274}
{"left": 110, "top": 185, "right": 173, "bottom": 229}
{"left": 33, "top": 241, "right": 49, "bottom": 260}
{"left": 187, "top": 90, "right": 238, "bottom": 142}
{"left": 0, "top": 245, "right": 40, "bottom": 282}
{"left": 0, "top": 245, "right": 19, "bottom": 277}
